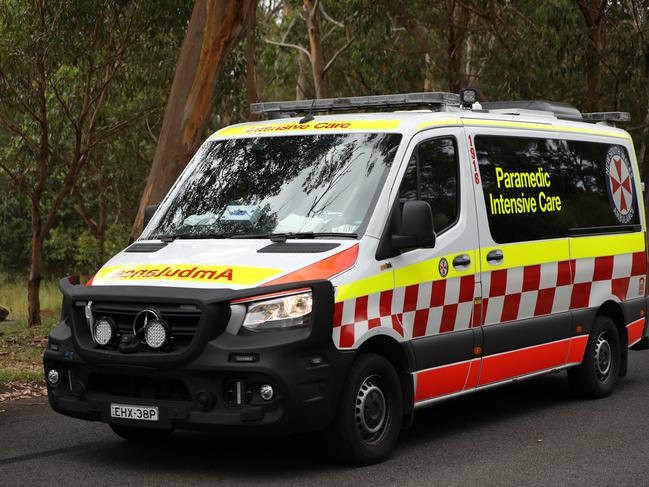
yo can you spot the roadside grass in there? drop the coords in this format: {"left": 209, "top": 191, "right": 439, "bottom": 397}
{"left": 0, "top": 278, "right": 61, "bottom": 323}
{"left": 0, "top": 278, "right": 61, "bottom": 387}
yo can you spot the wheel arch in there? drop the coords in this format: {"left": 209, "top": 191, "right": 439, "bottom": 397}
{"left": 597, "top": 299, "right": 628, "bottom": 377}
{"left": 357, "top": 334, "right": 416, "bottom": 426}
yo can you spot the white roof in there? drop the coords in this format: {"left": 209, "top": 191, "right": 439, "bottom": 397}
{"left": 208, "top": 108, "right": 631, "bottom": 141}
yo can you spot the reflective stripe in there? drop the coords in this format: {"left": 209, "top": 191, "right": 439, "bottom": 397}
{"left": 627, "top": 138, "right": 646, "bottom": 228}
{"left": 627, "top": 317, "right": 646, "bottom": 347}
{"left": 416, "top": 119, "right": 463, "bottom": 130}
{"left": 213, "top": 120, "right": 401, "bottom": 138}
{"left": 336, "top": 271, "right": 393, "bottom": 302}
{"left": 570, "top": 232, "right": 645, "bottom": 260}
{"left": 460, "top": 119, "right": 630, "bottom": 139}
{"left": 93, "top": 264, "right": 281, "bottom": 286}
{"left": 263, "top": 244, "right": 359, "bottom": 287}
{"left": 395, "top": 251, "right": 475, "bottom": 287}
{"left": 481, "top": 239, "right": 568, "bottom": 270}
{"left": 337, "top": 249, "right": 475, "bottom": 303}
{"left": 418, "top": 118, "right": 630, "bottom": 139}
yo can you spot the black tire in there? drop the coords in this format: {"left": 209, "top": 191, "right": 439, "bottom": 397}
{"left": 568, "top": 315, "right": 621, "bottom": 398}
{"left": 110, "top": 424, "right": 173, "bottom": 442}
{"left": 324, "top": 353, "right": 403, "bottom": 465}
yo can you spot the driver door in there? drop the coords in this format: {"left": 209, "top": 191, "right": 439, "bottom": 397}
{"left": 389, "top": 128, "right": 482, "bottom": 405}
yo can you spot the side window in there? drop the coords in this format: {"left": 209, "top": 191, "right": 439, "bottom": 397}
{"left": 563, "top": 140, "right": 639, "bottom": 230}
{"left": 476, "top": 135, "right": 639, "bottom": 244}
{"left": 398, "top": 137, "right": 459, "bottom": 234}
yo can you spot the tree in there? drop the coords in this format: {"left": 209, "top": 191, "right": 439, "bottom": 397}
{"left": 577, "top": 0, "right": 606, "bottom": 112}
{"left": 131, "top": 0, "right": 257, "bottom": 239}
{"left": 265, "top": 0, "right": 354, "bottom": 99}
{"left": 0, "top": 0, "right": 160, "bottom": 326}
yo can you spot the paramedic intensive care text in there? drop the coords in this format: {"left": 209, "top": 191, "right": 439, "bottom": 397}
{"left": 489, "top": 167, "right": 562, "bottom": 215}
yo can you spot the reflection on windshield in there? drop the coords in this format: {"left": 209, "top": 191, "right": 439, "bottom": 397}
{"left": 149, "top": 133, "right": 402, "bottom": 239}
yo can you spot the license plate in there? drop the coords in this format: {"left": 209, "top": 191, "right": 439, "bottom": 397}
{"left": 110, "top": 403, "right": 159, "bottom": 422}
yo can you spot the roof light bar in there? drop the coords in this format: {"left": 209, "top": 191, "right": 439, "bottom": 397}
{"left": 250, "top": 92, "right": 461, "bottom": 115}
{"left": 582, "top": 112, "right": 631, "bottom": 123}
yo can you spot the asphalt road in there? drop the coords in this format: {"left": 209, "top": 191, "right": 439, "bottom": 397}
{"left": 3, "top": 352, "right": 649, "bottom": 487}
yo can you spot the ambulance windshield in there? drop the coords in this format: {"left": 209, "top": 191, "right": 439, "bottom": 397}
{"left": 148, "top": 132, "right": 402, "bottom": 240}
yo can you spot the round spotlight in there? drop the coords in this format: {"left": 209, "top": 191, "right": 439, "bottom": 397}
{"left": 47, "top": 369, "right": 60, "bottom": 385}
{"left": 93, "top": 317, "right": 115, "bottom": 346}
{"left": 460, "top": 88, "right": 478, "bottom": 108}
{"left": 259, "top": 384, "right": 274, "bottom": 401}
{"left": 144, "top": 320, "right": 168, "bottom": 349}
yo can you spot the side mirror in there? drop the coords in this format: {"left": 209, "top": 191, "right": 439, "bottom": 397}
{"left": 391, "top": 200, "right": 436, "bottom": 250}
{"left": 143, "top": 204, "right": 159, "bottom": 229}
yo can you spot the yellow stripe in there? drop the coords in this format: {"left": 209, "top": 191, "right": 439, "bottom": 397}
{"left": 337, "top": 233, "right": 644, "bottom": 301}
{"left": 481, "top": 240, "right": 569, "bottom": 270}
{"left": 94, "top": 264, "right": 282, "bottom": 286}
{"left": 336, "top": 271, "right": 393, "bottom": 302}
{"left": 417, "top": 119, "right": 463, "bottom": 130}
{"left": 570, "top": 232, "right": 645, "bottom": 259}
{"left": 395, "top": 250, "right": 475, "bottom": 288}
{"left": 213, "top": 120, "right": 401, "bottom": 138}
{"left": 418, "top": 118, "right": 630, "bottom": 139}
{"left": 627, "top": 137, "right": 646, "bottom": 228}
{"left": 460, "top": 119, "right": 630, "bottom": 139}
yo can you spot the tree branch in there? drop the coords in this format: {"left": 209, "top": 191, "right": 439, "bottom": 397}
{"left": 319, "top": 2, "right": 344, "bottom": 29}
{"left": 0, "top": 111, "right": 40, "bottom": 155}
{"left": 264, "top": 38, "right": 313, "bottom": 61}
{"left": 0, "top": 67, "right": 42, "bottom": 123}
{"left": 72, "top": 186, "right": 98, "bottom": 235}
{"left": 0, "top": 160, "right": 22, "bottom": 186}
{"left": 84, "top": 104, "right": 163, "bottom": 154}
{"left": 323, "top": 34, "right": 355, "bottom": 75}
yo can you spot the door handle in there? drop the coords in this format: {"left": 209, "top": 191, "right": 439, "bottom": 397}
{"left": 486, "top": 249, "right": 504, "bottom": 264}
{"left": 452, "top": 254, "right": 471, "bottom": 268}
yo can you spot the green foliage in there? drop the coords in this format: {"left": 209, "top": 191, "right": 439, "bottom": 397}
{"left": 2, "top": 0, "right": 649, "bottom": 286}
{"left": 76, "top": 224, "right": 131, "bottom": 272}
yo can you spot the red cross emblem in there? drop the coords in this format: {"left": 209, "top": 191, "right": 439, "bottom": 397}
{"left": 438, "top": 257, "right": 449, "bottom": 278}
{"left": 609, "top": 156, "right": 632, "bottom": 216}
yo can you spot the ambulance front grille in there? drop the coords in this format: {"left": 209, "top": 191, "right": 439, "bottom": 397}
{"left": 91, "top": 302, "right": 201, "bottom": 349}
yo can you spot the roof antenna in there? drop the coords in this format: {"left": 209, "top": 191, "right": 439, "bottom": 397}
{"left": 299, "top": 98, "right": 316, "bottom": 124}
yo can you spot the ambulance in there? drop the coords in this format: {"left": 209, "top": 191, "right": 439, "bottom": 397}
{"left": 44, "top": 91, "right": 649, "bottom": 464}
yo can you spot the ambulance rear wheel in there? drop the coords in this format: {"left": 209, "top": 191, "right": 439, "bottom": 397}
{"left": 110, "top": 424, "right": 173, "bottom": 442}
{"left": 568, "top": 315, "right": 621, "bottom": 398}
{"left": 325, "top": 353, "right": 402, "bottom": 465}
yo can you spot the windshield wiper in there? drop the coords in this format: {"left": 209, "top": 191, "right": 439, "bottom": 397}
{"left": 157, "top": 231, "right": 358, "bottom": 242}
{"left": 156, "top": 233, "right": 232, "bottom": 242}
{"left": 231, "top": 232, "right": 358, "bottom": 242}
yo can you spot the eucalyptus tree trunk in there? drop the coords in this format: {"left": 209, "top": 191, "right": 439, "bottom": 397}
{"left": 304, "top": 0, "right": 328, "bottom": 99}
{"left": 132, "top": 0, "right": 257, "bottom": 238}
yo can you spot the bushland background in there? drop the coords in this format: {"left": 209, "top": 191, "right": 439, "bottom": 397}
{"left": 1, "top": 0, "right": 648, "bottom": 385}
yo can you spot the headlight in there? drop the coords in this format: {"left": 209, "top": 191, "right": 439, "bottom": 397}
{"left": 242, "top": 291, "right": 312, "bottom": 332}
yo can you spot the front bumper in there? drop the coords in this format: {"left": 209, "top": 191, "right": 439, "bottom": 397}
{"left": 44, "top": 278, "right": 354, "bottom": 434}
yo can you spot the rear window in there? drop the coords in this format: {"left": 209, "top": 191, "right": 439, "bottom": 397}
{"left": 476, "top": 135, "right": 640, "bottom": 244}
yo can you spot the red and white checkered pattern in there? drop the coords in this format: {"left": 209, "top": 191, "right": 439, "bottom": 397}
{"left": 482, "top": 251, "right": 646, "bottom": 325}
{"left": 332, "top": 251, "right": 647, "bottom": 349}
{"left": 333, "top": 274, "right": 477, "bottom": 348}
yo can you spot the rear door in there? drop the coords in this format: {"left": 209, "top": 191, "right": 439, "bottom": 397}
{"left": 388, "top": 128, "right": 482, "bottom": 405}
{"left": 468, "top": 127, "right": 573, "bottom": 386}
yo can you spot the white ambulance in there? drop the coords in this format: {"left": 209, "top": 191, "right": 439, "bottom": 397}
{"left": 45, "top": 91, "right": 649, "bottom": 464}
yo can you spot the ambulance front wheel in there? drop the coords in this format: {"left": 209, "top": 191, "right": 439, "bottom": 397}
{"left": 325, "top": 353, "right": 403, "bottom": 465}
{"left": 568, "top": 315, "right": 621, "bottom": 398}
